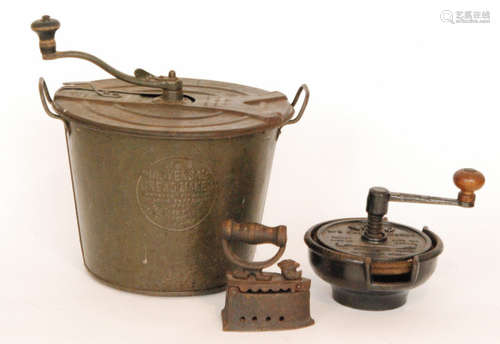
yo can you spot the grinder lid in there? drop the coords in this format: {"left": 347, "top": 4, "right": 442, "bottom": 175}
{"left": 53, "top": 75, "right": 295, "bottom": 138}
{"left": 315, "top": 218, "right": 432, "bottom": 261}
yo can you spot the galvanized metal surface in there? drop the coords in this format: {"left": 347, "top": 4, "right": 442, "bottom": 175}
{"left": 66, "top": 124, "right": 280, "bottom": 295}
{"left": 221, "top": 220, "right": 314, "bottom": 331}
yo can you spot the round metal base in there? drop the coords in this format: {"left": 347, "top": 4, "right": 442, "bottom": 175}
{"left": 332, "top": 288, "right": 408, "bottom": 311}
{"left": 85, "top": 264, "right": 226, "bottom": 296}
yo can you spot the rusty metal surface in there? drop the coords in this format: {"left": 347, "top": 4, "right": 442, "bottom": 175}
{"left": 221, "top": 220, "right": 314, "bottom": 331}
{"left": 32, "top": 16, "right": 310, "bottom": 295}
{"left": 305, "top": 169, "right": 484, "bottom": 310}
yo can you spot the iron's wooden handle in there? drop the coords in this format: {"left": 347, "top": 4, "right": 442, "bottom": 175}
{"left": 222, "top": 220, "right": 287, "bottom": 270}
{"left": 454, "top": 168, "right": 485, "bottom": 207}
{"left": 222, "top": 220, "right": 286, "bottom": 247}
{"left": 31, "top": 15, "right": 60, "bottom": 57}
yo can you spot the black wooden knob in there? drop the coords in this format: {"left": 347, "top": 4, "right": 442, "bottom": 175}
{"left": 31, "top": 15, "right": 60, "bottom": 56}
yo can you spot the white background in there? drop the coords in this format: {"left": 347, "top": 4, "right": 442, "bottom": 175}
{"left": 2, "top": 1, "right": 499, "bottom": 343}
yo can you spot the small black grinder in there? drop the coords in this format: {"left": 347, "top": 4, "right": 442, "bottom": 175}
{"left": 305, "top": 168, "right": 484, "bottom": 310}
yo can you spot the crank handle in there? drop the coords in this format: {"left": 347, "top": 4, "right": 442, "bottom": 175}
{"left": 367, "top": 168, "right": 485, "bottom": 218}
{"left": 31, "top": 15, "right": 183, "bottom": 100}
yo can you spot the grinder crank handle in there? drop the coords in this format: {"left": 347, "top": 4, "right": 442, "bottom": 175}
{"left": 363, "top": 168, "right": 485, "bottom": 241}
{"left": 222, "top": 220, "right": 287, "bottom": 271}
{"left": 386, "top": 168, "right": 485, "bottom": 208}
{"left": 367, "top": 168, "right": 485, "bottom": 218}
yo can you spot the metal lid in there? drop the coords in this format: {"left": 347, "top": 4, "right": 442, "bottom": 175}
{"left": 52, "top": 76, "right": 295, "bottom": 138}
{"left": 31, "top": 16, "right": 309, "bottom": 139}
{"left": 315, "top": 218, "right": 432, "bottom": 261}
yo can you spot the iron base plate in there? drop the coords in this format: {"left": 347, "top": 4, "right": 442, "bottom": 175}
{"left": 222, "top": 286, "right": 314, "bottom": 331}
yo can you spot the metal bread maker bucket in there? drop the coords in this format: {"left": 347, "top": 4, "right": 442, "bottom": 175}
{"left": 32, "top": 16, "right": 309, "bottom": 295}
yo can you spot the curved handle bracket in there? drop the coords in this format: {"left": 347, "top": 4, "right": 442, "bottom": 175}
{"left": 39, "top": 77, "right": 70, "bottom": 132}
{"left": 284, "top": 84, "right": 309, "bottom": 127}
{"left": 222, "top": 240, "right": 285, "bottom": 271}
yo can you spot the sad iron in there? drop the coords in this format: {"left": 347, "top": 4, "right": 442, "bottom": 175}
{"left": 221, "top": 219, "right": 314, "bottom": 331}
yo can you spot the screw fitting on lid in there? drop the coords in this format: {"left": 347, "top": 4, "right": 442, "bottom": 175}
{"left": 363, "top": 187, "right": 390, "bottom": 242}
{"left": 159, "top": 70, "right": 183, "bottom": 102}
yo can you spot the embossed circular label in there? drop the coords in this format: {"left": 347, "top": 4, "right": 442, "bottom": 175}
{"left": 137, "top": 157, "right": 216, "bottom": 231}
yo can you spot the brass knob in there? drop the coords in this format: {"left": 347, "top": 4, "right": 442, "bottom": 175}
{"left": 31, "top": 15, "right": 60, "bottom": 56}
{"left": 453, "top": 168, "right": 485, "bottom": 206}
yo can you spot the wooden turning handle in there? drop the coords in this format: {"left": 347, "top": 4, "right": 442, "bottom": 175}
{"left": 222, "top": 219, "right": 287, "bottom": 247}
{"left": 453, "top": 168, "right": 485, "bottom": 206}
{"left": 31, "top": 15, "right": 60, "bottom": 56}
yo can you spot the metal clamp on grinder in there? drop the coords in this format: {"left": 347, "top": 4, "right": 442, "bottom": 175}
{"left": 305, "top": 168, "right": 485, "bottom": 310}
{"left": 221, "top": 220, "right": 314, "bottom": 331}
